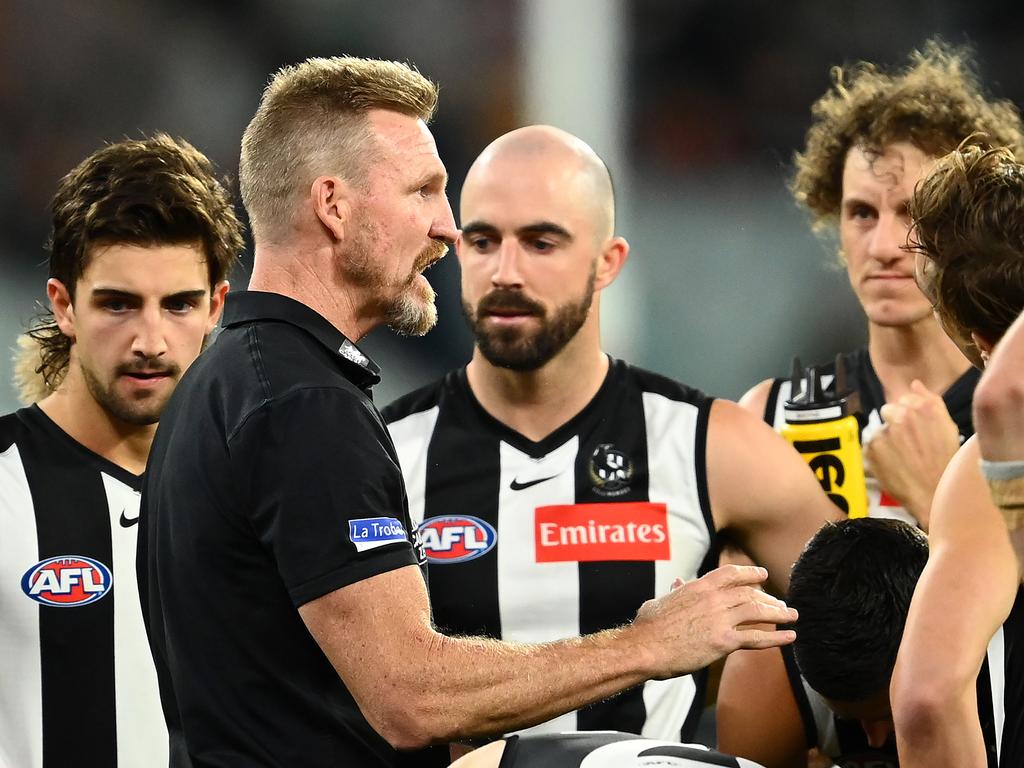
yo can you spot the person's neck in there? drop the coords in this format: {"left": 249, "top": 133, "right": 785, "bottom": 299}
{"left": 867, "top": 317, "right": 971, "bottom": 401}
{"left": 465, "top": 327, "right": 609, "bottom": 443}
{"left": 36, "top": 372, "right": 156, "bottom": 476}
{"left": 248, "top": 242, "right": 378, "bottom": 342}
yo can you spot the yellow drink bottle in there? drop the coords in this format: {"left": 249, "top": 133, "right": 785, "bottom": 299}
{"left": 780, "top": 356, "right": 868, "bottom": 518}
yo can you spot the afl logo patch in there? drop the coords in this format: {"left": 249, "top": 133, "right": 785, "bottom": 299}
{"left": 21, "top": 556, "right": 113, "bottom": 607}
{"left": 589, "top": 443, "right": 634, "bottom": 497}
{"left": 417, "top": 516, "right": 497, "bottom": 564}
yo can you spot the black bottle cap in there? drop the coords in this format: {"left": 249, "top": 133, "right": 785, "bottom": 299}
{"left": 783, "top": 356, "right": 862, "bottom": 423}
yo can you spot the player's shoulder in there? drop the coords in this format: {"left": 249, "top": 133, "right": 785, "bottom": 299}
{"left": 381, "top": 369, "right": 462, "bottom": 425}
{"left": 617, "top": 359, "right": 711, "bottom": 406}
{"left": 0, "top": 407, "right": 40, "bottom": 453}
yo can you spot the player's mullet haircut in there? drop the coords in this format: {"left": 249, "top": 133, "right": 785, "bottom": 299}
{"left": 792, "top": 38, "right": 1024, "bottom": 235}
{"left": 911, "top": 143, "right": 1024, "bottom": 346}
{"left": 238, "top": 56, "right": 439, "bottom": 242}
{"left": 25, "top": 134, "right": 244, "bottom": 395}
{"left": 788, "top": 518, "right": 929, "bottom": 703}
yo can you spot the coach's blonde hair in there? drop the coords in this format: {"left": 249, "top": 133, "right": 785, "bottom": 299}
{"left": 239, "top": 56, "right": 439, "bottom": 242}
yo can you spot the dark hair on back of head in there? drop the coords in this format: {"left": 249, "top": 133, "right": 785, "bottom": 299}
{"left": 790, "top": 518, "right": 928, "bottom": 702}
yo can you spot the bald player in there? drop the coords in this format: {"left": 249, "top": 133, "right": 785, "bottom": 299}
{"left": 383, "top": 125, "right": 841, "bottom": 747}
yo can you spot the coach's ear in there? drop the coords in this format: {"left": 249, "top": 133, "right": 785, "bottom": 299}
{"left": 311, "top": 176, "right": 354, "bottom": 242}
{"left": 47, "top": 279, "right": 76, "bottom": 341}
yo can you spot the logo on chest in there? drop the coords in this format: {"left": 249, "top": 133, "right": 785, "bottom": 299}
{"left": 535, "top": 502, "right": 670, "bottom": 562}
{"left": 417, "top": 515, "right": 498, "bottom": 564}
{"left": 589, "top": 444, "right": 634, "bottom": 497}
{"left": 21, "top": 556, "right": 113, "bottom": 607}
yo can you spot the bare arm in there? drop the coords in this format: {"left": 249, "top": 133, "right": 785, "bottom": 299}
{"left": 708, "top": 399, "right": 843, "bottom": 594}
{"left": 891, "top": 437, "right": 1018, "bottom": 768}
{"left": 299, "top": 562, "right": 797, "bottom": 750}
{"left": 974, "top": 311, "right": 1024, "bottom": 461}
{"left": 862, "top": 380, "right": 962, "bottom": 531}
{"left": 738, "top": 378, "right": 775, "bottom": 422}
{"left": 717, "top": 646, "right": 810, "bottom": 768}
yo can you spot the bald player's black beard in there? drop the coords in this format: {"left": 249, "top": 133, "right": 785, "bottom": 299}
{"left": 463, "top": 269, "right": 595, "bottom": 372}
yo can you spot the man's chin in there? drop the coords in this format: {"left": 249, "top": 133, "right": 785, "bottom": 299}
{"left": 102, "top": 389, "right": 172, "bottom": 426}
{"left": 385, "top": 299, "right": 437, "bottom": 337}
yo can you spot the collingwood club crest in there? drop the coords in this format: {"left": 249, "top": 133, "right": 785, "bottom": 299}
{"left": 589, "top": 443, "right": 633, "bottom": 497}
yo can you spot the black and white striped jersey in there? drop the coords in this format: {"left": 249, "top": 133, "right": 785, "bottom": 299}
{"left": 986, "top": 585, "right": 1024, "bottom": 767}
{"left": 761, "top": 348, "right": 978, "bottom": 525}
{"left": 0, "top": 405, "right": 166, "bottom": 768}
{"left": 383, "top": 359, "right": 716, "bottom": 741}
{"left": 781, "top": 586, "right": 1024, "bottom": 768}
{"left": 495, "top": 732, "right": 765, "bottom": 768}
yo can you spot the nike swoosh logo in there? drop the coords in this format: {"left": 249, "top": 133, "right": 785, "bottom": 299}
{"left": 509, "top": 475, "right": 558, "bottom": 491}
{"left": 119, "top": 509, "right": 140, "bottom": 528}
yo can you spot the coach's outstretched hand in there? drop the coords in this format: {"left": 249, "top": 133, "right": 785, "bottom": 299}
{"left": 633, "top": 564, "right": 797, "bottom": 678}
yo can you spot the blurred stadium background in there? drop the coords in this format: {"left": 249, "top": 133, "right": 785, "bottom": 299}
{"left": 4, "top": 0, "right": 1024, "bottom": 412}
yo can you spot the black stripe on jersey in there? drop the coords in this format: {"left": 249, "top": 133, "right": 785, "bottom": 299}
{"left": 681, "top": 397, "right": 715, "bottom": 740}
{"left": 17, "top": 427, "right": 118, "bottom": 767}
{"left": 422, "top": 387, "right": 503, "bottom": 639}
{"left": 694, "top": 397, "right": 715, "bottom": 560}
{"left": 574, "top": 383, "right": 652, "bottom": 734}
{"left": 779, "top": 644, "right": 818, "bottom": 749}
{"left": 994, "top": 586, "right": 1024, "bottom": 768}
{"left": 638, "top": 745, "right": 739, "bottom": 766}
{"left": 763, "top": 378, "right": 784, "bottom": 425}
{"left": 975, "top": 656, "right": 998, "bottom": 768}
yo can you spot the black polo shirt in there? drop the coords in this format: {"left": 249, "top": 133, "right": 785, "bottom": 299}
{"left": 139, "top": 291, "right": 423, "bottom": 767}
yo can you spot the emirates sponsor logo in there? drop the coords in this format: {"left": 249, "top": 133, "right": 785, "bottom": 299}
{"left": 534, "top": 502, "right": 670, "bottom": 562}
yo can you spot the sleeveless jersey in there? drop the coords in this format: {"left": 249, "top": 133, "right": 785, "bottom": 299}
{"left": 762, "top": 348, "right": 978, "bottom": 525}
{"left": 985, "top": 585, "right": 1024, "bottom": 766}
{"left": 781, "top": 614, "right": 1017, "bottom": 768}
{"left": 383, "top": 359, "right": 717, "bottom": 741}
{"left": 495, "top": 732, "right": 765, "bottom": 768}
{"left": 0, "top": 406, "right": 167, "bottom": 768}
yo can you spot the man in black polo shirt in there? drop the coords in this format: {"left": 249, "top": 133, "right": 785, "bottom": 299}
{"left": 139, "top": 56, "right": 800, "bottom": 768}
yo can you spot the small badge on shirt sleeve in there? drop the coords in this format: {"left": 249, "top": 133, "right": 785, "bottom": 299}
{"left": 348, "top": 517, "right": 408, "bottom": 552}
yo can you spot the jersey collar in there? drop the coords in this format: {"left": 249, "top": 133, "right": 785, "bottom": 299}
{"left": 222, "top": 291, "right": 382, "bottom": 388}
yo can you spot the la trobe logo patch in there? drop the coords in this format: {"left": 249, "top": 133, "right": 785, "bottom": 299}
{"left": 21, "top": 555, "right": 113, "bottom": 607}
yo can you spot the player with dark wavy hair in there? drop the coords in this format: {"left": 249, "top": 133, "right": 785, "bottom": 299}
{"left": 0, "top": 134, "right": 240, "bottom": 766}
{"left": 742, "top": 40, "right": 1024, "bottom": 532}
{"left": 23, "top": 133, "right": 240, "bottom": 396}
{"left": 890, "top": 143, "right": 1024, "bottom": 768}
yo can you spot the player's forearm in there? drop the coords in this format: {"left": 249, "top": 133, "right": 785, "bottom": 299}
{"left": 393, "top": 624, "right": 655, "bottom": 746}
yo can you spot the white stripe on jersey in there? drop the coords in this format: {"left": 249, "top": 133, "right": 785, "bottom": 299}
{"left": 387, "top": 406, "right": 441, "bottom": 528}
{"left": 103, "top": 473, "right": 167, "bottom": 767}
{"left": 640, "top": 392, "right": 711, "bottom": 738}
{"left": 988, "top": 626, "right": 1006, "bottom": 764}
{"left": 0, "top": 443, "right": 43, "bottom": 768}
{"left": 500, "top": 438, "right": 580, "bottom": 735}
